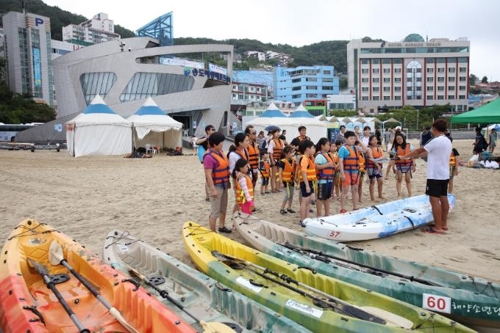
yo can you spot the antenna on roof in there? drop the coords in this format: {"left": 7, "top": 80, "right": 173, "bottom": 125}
{"left": 22, "top": 0, "right": 26, "bottom": 14}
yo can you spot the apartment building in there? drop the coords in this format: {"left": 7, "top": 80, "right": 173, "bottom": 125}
{"left": 347, "top": 34, "right": 470, "bottom": 114}
{"left": 62, "top": 12, "right": 120, "bottom": 46}
{"left": 274, "top": 65, "right": 340, "bottom": 105}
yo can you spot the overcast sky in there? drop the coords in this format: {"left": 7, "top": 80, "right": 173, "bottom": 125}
{"left": 42, "top": 0, "right": 499, "bottom": 81}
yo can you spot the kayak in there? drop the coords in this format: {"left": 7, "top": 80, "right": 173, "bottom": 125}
{"left": 103, "top": 229, "right": 312, "bottom": 333}
{"left": 234, "top": 213, "right": 500, "bottom": 332}
{"left": 0, "top": 219, "right": 196, "bottom": 333}
{"left": 183, "top": 221, "right": 475, "bottom": 333}
{"left": 302, "top": 194, "right": 456, "bottom": 242}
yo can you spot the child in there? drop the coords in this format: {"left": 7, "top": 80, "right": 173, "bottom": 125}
{"left": 315, "top": 138, "right": 334, "bottom": 217}
{"left": 338, "top": 131, "right": 361, "bottom": 213}
{"left": 233, "top": 158, "right": 254, "bottom": 214}
{"left": 386, "top": 133, "right": 415, "bottom": 197}
{"left": 259, "top": 152, "right": 271, "bottom": 195}
{"left": 298, "top": 140, "right": 316, "bottom": 225}
{"left": 332, "top": 140, "right": 343, "bottom": 201}
{"left": 278, "top": 146, "right": 296, "bottom": 215}
{"left": 365, "top": 135, "right": 385, "bottom": 201}
{"left": 355, "top": 139, "right": 367, "bottom": 204}
{"left": 448, "top": 135, "right": 459, "bottom": 194}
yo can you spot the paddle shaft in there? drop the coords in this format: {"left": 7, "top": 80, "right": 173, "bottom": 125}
{"left": 28, "top": 259, "right": 90, "bottom": 333}
{"left": 283, "top": 242, "right": 440, "bottom": 287}
{"left": 213, "top": 251, "right": 385, "bottom": 324}
{"left": 127, "top": 266, "right": 202, "bottom": 324}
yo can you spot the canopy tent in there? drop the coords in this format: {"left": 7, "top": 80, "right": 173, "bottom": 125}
{"left": 66, "top": 95, "right": 132, "bottom": 157}
{"left": 288, "top": 105, "right": 314, "bottom": 118}
{"left": 247, "top": 103, "right": 327, "bottom": 144}
{"left": 315, "top": 114, "right": 327, "bottom": 121}
{"left": 382, "top": 118, "right": 401, "bottom": 130}
{"left": 127, "top": 97, "right": 183, "bottom": 149}
{"left": 326, "top": 116, "right": 339, "bottom": 122}
{"left": 451, "top": 98, "right": 500, "bottom": 124}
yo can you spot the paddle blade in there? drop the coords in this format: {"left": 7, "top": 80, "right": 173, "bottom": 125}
{"left": 27, "top": 258, "right": 49, "bottom": 276}
{"left": 200, "top": 321, "right": 238, "bottom": 333}
{"left": 49, "top": 241, "right": 64, "bottom": 265}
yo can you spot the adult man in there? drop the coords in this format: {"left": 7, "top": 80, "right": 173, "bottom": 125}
{"left": 203, "top": 133, "right": 232, "bottom": 233}
{"left": 336, "top": 125, "right": 347, "bottom": 144}
{"left": 290, "top": 126, "right": 311, "bottom": 150}
{"left": 245, "top": 125, "right": 260, "bottom": 187}
{"left": 398, "top": 119, "right": 451, "bottom": 233}
{"left": 383, "top": 128, "right": 391, "bottom": 151}
{"left": 420, "top": 126, "right": 432, "bottom": 147}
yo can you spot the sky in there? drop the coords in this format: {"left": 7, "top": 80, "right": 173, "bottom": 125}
{"left": 42, "top": 0, "right": 500, "bottom": 81}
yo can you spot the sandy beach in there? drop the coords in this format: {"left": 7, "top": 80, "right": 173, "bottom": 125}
{"left": 0, "top": 139, "right": 499, "bottom": 283}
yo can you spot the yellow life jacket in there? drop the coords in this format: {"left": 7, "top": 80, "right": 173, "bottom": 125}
{"left": 236, "top": 174, "right": 254, "bottom": 204}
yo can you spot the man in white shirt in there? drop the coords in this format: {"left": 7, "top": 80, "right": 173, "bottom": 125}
{"left": 398, "top": 119, "right": 452, "bottom": 234}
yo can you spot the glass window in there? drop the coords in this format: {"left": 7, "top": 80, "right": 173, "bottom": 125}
{"left": 361, "top": 69, "right": 369, "bottom": 74}
{"left": 437, "top": 58, "right": 446, "bottom": 63}
{"left": 395, "top": 78, "right": 402, "bottom": 83}
{"left": 361, "top": 59, "right": 369, "bottom": 65}
{"left": 427, "top": 77, "right": 434, "bottom": 82}
{"left": 394, "top": 68, "right": 402, "bottom": 73}
{"left": 373, "top": 96, "right": 380, "bottom": 101}
{"left": 373, "top": 78, "right": 379, "bottom": 83}
{"left": 437, "top": 68, "right": 445, "bottom": 73}
{"left": 459, "top": 67, "right": 467, "bottom": 72}
{"left": 383, "top": 68, "right": 391, "bottom": 73}
{"left": 438, "top": 86, "right": 445, "bottom": 91}
{"left": 459, "top": 77, "right": 467, "bottom": 82}
{"left": 383, "top": 96, "right": 391, "bottom": 100}
{"left": 459, "top": 95, "right": 466, "bottom": 99}
{"left": 395, "top": 96, "right": 401, "bottom": 100}
{"left": 120, "top": 72, "right": 194, "bottom": 102}
{"left": 438, "top": 77, "right": 445, "bottom": 82}
{"left": 373, "top": 87, "right": 379, "bottom": 92}
{"left": 372, "top": 59, "right": 380, "bottom": 65}
{"left": 427, "top": 68, "right": 434, "bottom": 73}
{"left": 427, "top": 96, "right": 434, "bottom": 100}
{"left": 384, "top": 78, "right": 391, "bottom": 83}
{"left": 448, "top": 86, "right": 455, "bottom": 91}
{"left": 383, "top": 87, "right": 390, "bottom": 92}
{"left": 427, "top": 86, "right": 433, "bottom": 91}
{"left": 448, "top": 77, "right": 455, "bottom": 82}
{"left": 373, "top": 68, "right": 380, "bottom": 74}
{"left": 459, "top": 85, "right": 466, "bottom": 90}
{"left": 80, "top": 72, "right": 117, "bottom": 105}
{"left": 362, "top": 78, "right": 369, "bottom": 83}
{"left": 362, "top": 87, "right": 369, "bottom": 92}
{"left": 394, "top": 86, "right": 401, "bottom": 92}
{"left": 382, "top": 59, "right": 391, "bottom": 64}
{"left": 437, "top": 95, "right": 444, "bottom": 100}
{"left": 448, "top": 67, "right": 456, "bottom": 73}
{"left": 448, "top": 95, "right": 455, "bottom": 99}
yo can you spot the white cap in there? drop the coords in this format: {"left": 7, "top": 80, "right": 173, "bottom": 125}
{"left": 395, "top": 126, "right": 402, "bottom": 130}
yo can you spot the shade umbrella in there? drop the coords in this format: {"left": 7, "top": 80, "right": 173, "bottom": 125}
{"left": 289, "top": 105, "right": 314, "bottom": 118}
{"left": 264, "top": 125, "right": 281, "bottom": 132}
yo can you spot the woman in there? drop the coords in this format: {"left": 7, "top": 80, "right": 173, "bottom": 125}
{"left": 267, "top": 129, "right": 284, "bottom": 193}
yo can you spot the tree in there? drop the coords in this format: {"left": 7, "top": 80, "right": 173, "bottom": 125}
{"left": 469, "top": 74, "right": 477, "bottom": 86}
{"left": 482, "top": 76, "right": 489, "bottom": 84}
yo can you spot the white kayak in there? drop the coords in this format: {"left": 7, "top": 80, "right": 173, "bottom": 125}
{"left": 302, "top": 194, "right": 456, "bottom": 242}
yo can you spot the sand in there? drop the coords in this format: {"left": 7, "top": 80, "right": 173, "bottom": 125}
{"left": 0, "top": 139, "right": 498, "bottom": 282}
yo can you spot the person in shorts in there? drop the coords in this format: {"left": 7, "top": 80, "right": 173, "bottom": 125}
{"left": 398, "top": 119, "right": 451, "bottom": 234}
{"left": 298, "top": 140, "right": 316, "bottom": 225}
{"left": 314, "top": 138, "right": 334, "bottom": 217}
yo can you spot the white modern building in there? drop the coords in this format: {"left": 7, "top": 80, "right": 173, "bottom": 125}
{"left": 327, "top": 93, "right": 356, "bottom": 110}
{"left": 62, "top": 12, "right": 120, "bottom": 46}
{"left": 2, "top": 11, "right": 54, "bottom": 106}
{"left": 347, "top": 34, "right": 470, "bottom": 114}
{"left": 52, "top": 37, "right": 234, "bottom": 138}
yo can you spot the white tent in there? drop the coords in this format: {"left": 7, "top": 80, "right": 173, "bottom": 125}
{"left": 127, "top": 97, "right": 183, "bottom": 149}
{"left": 247, "top": 104, "right": 327, "bottom": 144}
{"left": 66, "top": 95, "right": 132, "bottom": 157}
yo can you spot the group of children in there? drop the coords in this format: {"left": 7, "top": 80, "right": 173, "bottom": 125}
{"left": 224, "top": 128, "right": 459, "bottom": 228}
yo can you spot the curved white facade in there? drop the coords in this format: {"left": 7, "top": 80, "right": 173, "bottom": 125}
{"left": 53, "top": 37, "right": 234, "bottom": 137}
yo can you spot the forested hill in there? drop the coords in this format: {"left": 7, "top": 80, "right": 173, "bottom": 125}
{"left": 0, "top": 0, "right": 387, "bottom": 73}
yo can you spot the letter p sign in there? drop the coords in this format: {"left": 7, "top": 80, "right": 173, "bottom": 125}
{"left": 35, "top": 18, "right": 44, "bottom": 26}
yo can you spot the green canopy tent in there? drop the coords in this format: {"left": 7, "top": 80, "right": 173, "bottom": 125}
{"left": 451, "top": 98, "right": 500, "bottom": 124}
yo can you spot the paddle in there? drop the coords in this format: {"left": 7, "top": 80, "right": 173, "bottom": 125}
{"left": 211, "top": 251, "right": 387, "bottom": 325}
{"left": 282, "top": 241, "right": 441, "bottom": 287}
{"left": 126, "top": 265, "right": 238, "bottom": 333}
{"left": 27, "top": 258, "right": 90, "bottom": 333}
{"left": 48, "top": 241, "right": 138, "bottom": 333}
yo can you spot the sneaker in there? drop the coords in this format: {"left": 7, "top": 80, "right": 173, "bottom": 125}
{"left": 299, "top": 220, "right": 306, "bottom": 227}
{"left": 286, "top": 208, "right": 296, "bottom": 213}
{"left": 279, "top": 209, "right": 287, "bottom": 215}
{"left": 218, "top": 226, "right": 232, "bottom": 234}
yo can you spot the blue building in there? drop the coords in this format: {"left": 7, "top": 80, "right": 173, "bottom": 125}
{"left": 273, "top": 66, "right": 339, "bottom": 105}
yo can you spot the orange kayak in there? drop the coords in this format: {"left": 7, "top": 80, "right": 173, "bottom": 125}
{"left": 0, "top": 219, "right": 196, "bottom": 333}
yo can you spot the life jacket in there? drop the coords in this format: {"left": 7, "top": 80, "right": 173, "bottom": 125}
{"left": 234, "top": 148, "right": 249, "bottom": 162}
{"left": 331, "top": 151, "right": 340, "bottom": 171}
{"left": 280, "top": 158, "right": 295, "bottom": 183}
{"left": 395, "top": 145, "right": 413, "bottom": 167}
{"left": 449, "top": 153, "right": 456, "bottom": 166}
{"left": 343, "top": 146, "right": 359, "bottom": 172}
{"left": 298, "top": 155, "right": 317, "bottom": 182}
{"left": 206, "top": 150, "right": 230, "bottom": 186}
{"left": 236, "top": 174, "right": 254, "bottom": 204}
{"left": 272, "top": 138, "right": 283, "bottom": 161}
{"left": 260, "top": 160, "right": 270, "bottom": 178}
{"left": 366, "top": 146, "right": 383, "bottom": 170}
{"left": 247, "top": 141, "right": 259, "bottom": 169}
{"left": 358, "top": 151, "right": 366, "bottom": 173}
{"left": 316, "top": 152, "right": 334, "bottom": 180}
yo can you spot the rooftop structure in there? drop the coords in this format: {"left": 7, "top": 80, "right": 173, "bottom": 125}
{"left": 136, "top": 12, "right": 173, "bottom": 47}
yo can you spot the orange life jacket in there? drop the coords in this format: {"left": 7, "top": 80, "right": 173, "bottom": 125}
{"left": 280, "top": 158, "right": 295, "bottom": 183}
{"left": 449, "top": 153, "right": 456, "bottom": 166}
{"left": 236, "top": 174, "right": 254, "bottom": 204}
{"left": 358, "top": 151, "right": 366, "bottom": 173}
{"left": 272, "top": 138, "right": 283, "bottom": 161}
{"left": 247, "top": 141, "right": 259, "bottom": 169}
{"left": 299, "top": 155, "right": 317, "bottom": 182}
{"left": 343, "top": 146, "right": 359, "bottom": 172}
{"left": 395, "top": 145, "right": 413, "bottom": 167}
{"left": 366, "top": 146, "right": 383, "bottom": 169}
{"left": 206, "top": 150, "right": 230, "bottom": 186}
{"left": 234, "top": 148, "right": 249, "bottom": 162}
{"left": 331, "top": 151, "right": 340, "bottom": 171}
{"left": 316, "top": 152, "right": 334, "bottom": 180}
{"left": 260, "top": 160, "right": 270, "bottom": 178}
